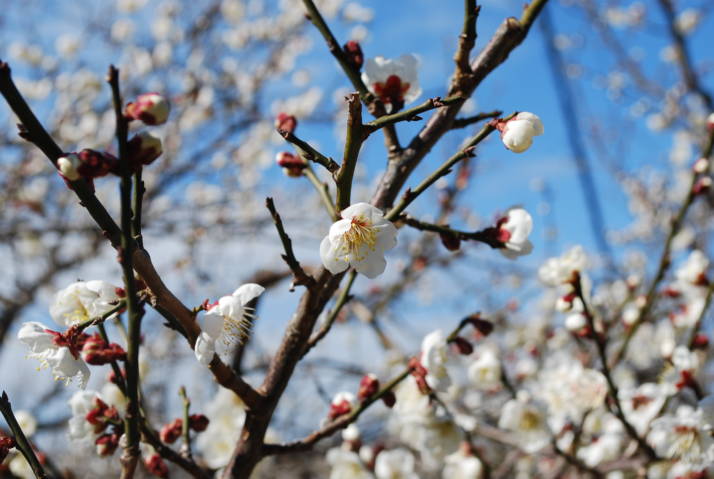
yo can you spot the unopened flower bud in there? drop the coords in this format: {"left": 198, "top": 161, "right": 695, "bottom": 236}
{"left": 407, "top": 356, "right": 431, "bottom": 394}
{"left": 439, "top": 232, "right": 461, "bottom": 251}
{"left": 494, "top": 112, "right": 544, "bottom": 153}
{"left": 466, "top": 314, "right": 494, "bottom": 336}
{"left": 381, "top": 391, "right": 396, "bottom": 408}
{"left": 95, "top": 433, "right": 120, "bottom": 456}
{"left": 81, "top": 333, "right": 127, "bottom": 365}
{"left": 693, "top": 176, "right": 711, "bottom": 195}
{"left": 0, "top": 435, "right": 15, "bottom": 463}
{"left": 125, "top": 93, "right": 170, "bottom": 125}
{"left": 57, "top": 153, "right": 81, "bottom": 181}
{"left": 189, "top": 414, "right": 209, "bottom": 432}
{"left": 451, "top": 336, "right": 474, "bottom": 355}
{"left": 145, "top": 454, "right": 169, "bottom": 478}
{"left": 694, "top": 157, "right": 709, "bottom": 173}
{"left": 707, "top": 113, "right": 714, "bottom": 132}
{"left": 76, "top": 149, "right": 117, "bottom": 178}
{"left": 126, "top": 131, "right": 163, "bottom": 170}
{"left": 343, "top": 41, "right": 364, "bottom": 71}
{"left": 357, "top": 374, "right": 380, "bottom": 401}
{"left": 160, "top": 418, "right": 182, "bottom": 444}
{"left": 692, "top": 333, "right": 709, "bottom": 350}
{"left": 276, "top": 151, "right": 307, "bottom": 177}
{"left": 274, "top": 112, "right": 298, "bottom": 134}
{"left": 565, "top": 313, "right": 587, "bottom": 331}
{"left": 329, "top": 392, "right": 355, "bottom": 420}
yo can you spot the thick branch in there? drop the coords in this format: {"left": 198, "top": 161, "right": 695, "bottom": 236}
{"left": 0, "top": 392, "right": 50, "bottom": 479}
{"left": 335, "top": 93, "right": 365, "bottom": 211}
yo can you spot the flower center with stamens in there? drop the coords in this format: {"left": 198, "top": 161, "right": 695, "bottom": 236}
{"left": 340, "top": 216, "right": 377, "bottom": 261}
{"left": 220, "top": 306, "right": 254, "bottom": 344}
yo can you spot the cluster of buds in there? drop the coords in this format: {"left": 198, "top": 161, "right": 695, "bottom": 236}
{"left": 159, "top": 414, "right": 209, "bottom": 444}
{"left": 357, "top": 374, "right": 379, "bottom": 401}
{"left": 328, "top": 392, "right": 356, "bottom": 420}
{"left": 144, "top": 453, "right": 169, "bottom": 478}
{"left": 85, "top": 397, "right": 121, "bottom": 435}
{"left": 0, "top": 435, "right": 15, "bottom": 463}
{"left": 408, "top": 356, "right": 431, "bottom": 395}
{"left": 692, "top": 157, "right": 711, "bottom": 195}
{"left": 57, "top": 149, "right": 118, "bottom": 185}
{"left": 81, "top": 333, "right": 127, "bottom": 365}
{"left": 275, "top": 152, "right": 307, "bottom": 177}
{"left": 125, "top": 93, "right": 170, "bottom": 126}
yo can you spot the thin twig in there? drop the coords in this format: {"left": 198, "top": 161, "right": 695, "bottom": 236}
{"left": 178, "top": 386, "right": 193, "bottom": 460}
{"left": 108, "top": 65, "right": 144, "bottom": 479}
{"left": 277, "top": 128, "right": 340, "bottom": 173}
{"left": 76, "top": 301, "right": 126, "bottom": 333}
{"left": 0, "top": 392, "right": 50, "bottom": 479}
{"left": 304, "top": 166, "right": 339, "bottom": 220}
{"left": 364, "top": 95, "right": 464, "bottom": 132}
{"left": 265, "top": 197, "right": 314, "bottom": 288}
{"left": 450, "top": 110, "right": 502, "bottom": 129}
{"left": 400, "top": 215, "right": 504, "bottom": 250}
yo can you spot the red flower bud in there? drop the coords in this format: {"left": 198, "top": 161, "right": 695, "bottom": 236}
{"left": 145, "top": 454, "right": 169, "bottom": 478}
{"left": 357, "top": 374, "right": 380, "bottom": 401}
{"left": 125, "top": 132, "right": 163, "bottom": 171}
{"left": 95, "top": 433, "right": 120, "bottom": 456}
{"left": 275, "top": 113, "right": 298, "bottom": 134}
{"left": 276, "top": 151, "right": 307, "bottom": 177}
{"left": 0, "top": 436, "right": 15, "bottom": 463}
{"left": 160, "top": 418, "right": 183, "bottom": 444}
{"left": 328, "top": 399, "right": 353, "bottom": 420}
{"left": 343, "top": 41, "right": 364, "bottom": 71}
{"left": 189, "top": 414, "right": 209, "bottom": 432}
{"left": 408, "top": 356, "right": 431, "bottom": 395}
{"left": 81, "top": 333, "right": 127, "bottom": 365}
{"left": 692, "top": 333, "right": 709, "bottom": 350}
{"left": 466, "top": 314, "right": 494, "bottom": 336}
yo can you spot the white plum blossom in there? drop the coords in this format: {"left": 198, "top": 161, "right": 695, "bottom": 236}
{"left": 49, "top": 280, "right": 121, "bottom": 327}
{"left": 467, "top": 348, "right": 502, "bottom": 390}
{"left": 674, "top": 250, "right": 709, "bottom": 286}
{"left": 15, "top": 411, "right": 37, "bottom": 437}
{"left": 499, "top": 112, "right": 544, "bottom": 153}
{"left": 442, "top": 447, "right": 483, "bottom": 479}
{"left": 17, "top": 322, "right": 90, "bottom": 388}
{"left": 577, "top": 412, "right": 625, "bottom": 467}
{"left": 649, "top": 405, "right": 714, "bottom": 465}
{"left": 537, "top": 359, "right": 607, "bottom": 426}
{"left": 374, "top": 448, "right": 418, "bottom": 479}
{"left": 620, "top": 383, "right": 670, "bottom": 435}
{"left": 195, "top": 283, "right": 265, "bottom": 365}
{"left": 361, "top": 54, "right": 421, "bottom": 112}
{"left": 495, "top": 207, "right": 534, "bottom": 258}
{"left": 421, "top": 329, "right": 452, "bottom": 393}
{"left": 196, "top": 388, "right": 247, "bottom": 469}
{"left": 538, "top": 245, "right": 587, "bottom": 286}
{"left": 320, "top": 203, "right": 397, "bottom": 278}
{"left": 498, "top": 393, "right": 550, "bottom": 453}
{"left": 326, "top": 448, "right": 372, "bottom": 479}
{"left": 68, "top": 390, "right": 101, "bottom": 441}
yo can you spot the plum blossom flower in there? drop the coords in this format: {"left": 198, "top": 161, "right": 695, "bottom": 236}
{"left": 648, "top": 405, "right": 713, "bottom": 464}
{"left": 420, "top": 329, "right": 452, "bottom": 393}
{"left": 467, "top": 348, "right": 501, "bottom": 390}
{"left": 194, "top": 283, "right": 265, "bottom": 365}
{"left": 326, "top": 447, "right": 372, "bottom": 479}
{"left": 18, "top": 322, "right": 90, "bottom": 388}
{"left": 49, "top": 280, "right": 121, "bottom": 327}
{"left": 498, "top": 392, "right": 550, "bottom": 453}
{"left": 538, "top": 245, "right": 587, "bottom": 286}
{"left": 443, "top": 445, "right": 483, "bottom": 479}
{"left": 320, "top": 203, "right": 397, "bottom": 278}
{"left": 196, "top": 389, "right": 247, "bottom": 469}
{"left": 362, "top": 54, "right": 421, "bottom": 112}
{"left": 374, "top": 448, "right": 419, "bottom": 479}
{"left": 496, "top": 112, "right": 544, "bottom": 153}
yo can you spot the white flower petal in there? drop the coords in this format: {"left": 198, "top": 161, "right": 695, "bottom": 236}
{"left": 232, "top": 283, "right": 264, "bottom": 305}
{"left": 320, "top": 235, "right": 351, "bottom": 275}
{"left": 195, "top": 332, "right": 216, "bottom": 365}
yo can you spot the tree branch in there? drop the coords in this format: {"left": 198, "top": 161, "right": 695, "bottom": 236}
{"left": 277, "top": 128, "right": 340, "bottom": 174}
{"left": 0, "top": 392, "right": 50, "bottom": 479}
{"left": 265, "top": 197, "right": 315, "bottom": 289}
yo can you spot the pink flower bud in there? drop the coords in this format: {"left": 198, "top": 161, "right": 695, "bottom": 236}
{"left": 693, "top": 176, "right": 711, "bottom": 195}
{"left": 276, "top": 151, "right": 307, "bottom": 177}
{"left": 692, "top": 333, "right": 709, "bottom": 350}
{"left": 408, "top": 356, "right": 431, "bottom": 394}
{"left": 81, "top": 333, "right": 127, "bottom": 365}
{"left": 126, "top": 131, "right": 163, "bottom": 171}
{"left": 707, "top": 113, "right": 714, "bottom": 132}
{"left": 76, "top": 149, "right": 117, "bottom": 178}
{"left": 328, "top": 392, "right": 355, "bottom": 420}
{"left": 275, "top": 113, "right": 298, "bottom": 134}
{"left": 694, "top": 157, "right": 709, "bottom": 173}
{"left": 494, "top": 112, "right": 544, "bottom": 153}
{"left": 357, "top": 373, "right": 380, "bottom": 401}
{"left": 125, "top": 93, "right": 170, "bottom": 125}
{"left": 160, "top": 418, "right": 183, "bottom": 444}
